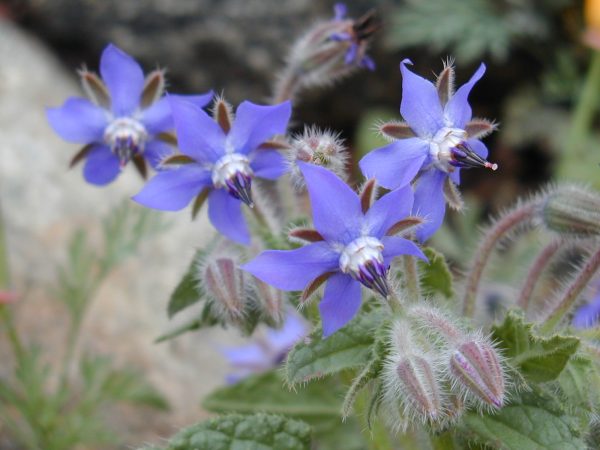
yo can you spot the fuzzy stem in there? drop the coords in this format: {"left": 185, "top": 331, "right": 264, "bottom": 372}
{"left": 462, "top": 201, "right": 537, "bottom": 317}
{"left": 402, "top": 254, "right": 421, "bottom": 302}
{"left": 565, "top": 50, "right": 600, "bottom": 158}
{"left": 387, "top": 290, "right": 404, "bottom": 316}
{"left": 517, "top": 239, "right": 562, "bottom": 312}
{"left": 540, "top": 245, "right": 600, "bottom": 333}
{"left": 272, "top": 69, "right": 301, "bottom": 104}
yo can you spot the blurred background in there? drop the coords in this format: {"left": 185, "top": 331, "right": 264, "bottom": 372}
{"left": 0, "top": 0, "right": 596, "bottom": 448}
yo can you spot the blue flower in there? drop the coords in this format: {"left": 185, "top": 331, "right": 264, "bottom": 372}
{"left": 329, "top": 3, "right": 377, "bottom": 71}
{"left": 47, "top": 44, "right": 212, "bottom": 186}
{"left": 359, "top": 59, "right": 497, "bottom": 242}
{"left": 242, "top": 163, "right": 426, "bottom": 337}
{"left": 221, "top": 311, "right": 308, "bottom": 384}
{"left": 572, "top": 281, "right": 600, "bottom": 328}
{"left": 132, "top": 96, "right": 292, "bottom": 245}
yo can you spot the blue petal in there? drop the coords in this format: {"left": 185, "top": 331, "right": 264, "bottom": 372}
{"left": 467, "top": 138, "right": 489, "bottom": 159}
{"left": 47, "top": 98, "right": 107, "bottom": 143}
{"left": 221, "top": 343, "right": 269, "bottom": 368}
{"left": 228, "top": 101, "right": 292, "bottom": 155}
{"left": 208, "top": 189, "right": 250, "bottom": 245}
{"left": 82, "top": 145, "right": 121, "bottom": 186}
{"left": 449, "top": 168, "right": 461, "bottom": 185}
{"left": 444, "top": 63, "right": 486, "bottom": 129}
{"left": 400, "top": 59, "right": 445, "bottom": 138}
{"left": 299, "top": 162, "right": 363, "bottom": 245}
{"left": 359, "top": 137, "right": 429, "bottom": 190}
{"left": 100, "top": 44, "right": 145, "bottom": 116}
{"left": 132, "top": 164, "right": 211, "bottom": 211}
{"left": 143, "top": 139, "right": 175, "bottom": 168}
{"left": 266, "top": 312, "right": 308, "bottom": 353}
{"left": 364, "top": 185, "right": 414, "bottom": 239}
{"left": 381, "top": 236, "right": 428, "bottom": 266}
{"left": 361, "top": 55, "right": 376, "bottom": 71}
{"left": 319, "top": 273, "right": 362, "bottom": 337}
{"left": 334, "top": 3, "right": 347, "bottom": 20}
{"left": 169, "top": 96, "right": 225, "bottom": 163}
{"left": 573, "top": 293, "right": 600, "bottom": 328}
{"left": 141, "top": 92, "right": 213, "bottom": 135}
{"left": 413, "top": 169, "right": 447, "bottom": 242}
{"left": 241, "top": 242, "right": 339, "bottom": 291}
{"left": 250, "top": 150, "right": 286, "bottom": 180}
{"left": 345, "top": 43, "right": 358, "bottom": 65}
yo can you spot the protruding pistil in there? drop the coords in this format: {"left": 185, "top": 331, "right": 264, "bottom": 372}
{"left": 450, "top": 143, "right": 498, "bottom": 171}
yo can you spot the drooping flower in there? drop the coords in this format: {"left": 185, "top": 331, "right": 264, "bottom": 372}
{"left": 132, "top": 96, "right": 292, "bottom": 245}
{"left": 242, "top": 163, "right": 426, "bottom": 337}
{"left": 221, "top": 311, "right": 308, "bottom": 384}
{"left": 47, "top": 44, "right": 212, "bottom": 185}
{"left": 329, "top": 3, "right": 377, "bottom": 70}
{"left": 359, "top": 59, "right": 498, "bottom": 242}
{"left": 572, "top": 280, "right": 600, "bottom": 328}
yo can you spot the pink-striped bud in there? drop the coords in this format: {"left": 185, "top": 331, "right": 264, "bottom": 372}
{"left": 202, "top": 255, "right": 247, "bottom": 324}
{"left": 449, "top": 339, "right": 505, "bottom": 409}
{"left": 253, "top": 279, "right": 285, "bottom": 327}
{"left": 395, "top": 355, "right": 444, "bottom": 422}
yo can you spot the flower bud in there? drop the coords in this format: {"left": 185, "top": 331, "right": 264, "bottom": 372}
{"left": 201, "top": 253, "right": 248, "bottom": 324}
{"left": 286, "top": 126, "right": 348, "bottom": 189}
{"left": 449, "top": 339, "right": 505, "bottom": 410}
{"left": 540, "top": 185, "right": 600, "bottom": 239}
{"left": 253, "top": 278, "right": 285, "bottom": 327}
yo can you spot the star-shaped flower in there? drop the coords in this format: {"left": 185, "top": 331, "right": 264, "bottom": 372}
{"left": 359, "top": 59, "right": 498, "bottom": 242}
{"left": 242, "top": 163, "right": 426, "bottom": 337}
{"left": 47, "top": 44, "right": 212, "bottom": 185}
{"left": 221, "top": 311, "right": 308, "bottom": 384}
{"left": 132, "top": 96, "right": 292, "bottom": 245}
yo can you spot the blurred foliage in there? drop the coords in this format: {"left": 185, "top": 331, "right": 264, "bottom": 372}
{"left": 386, "top": 0, "right": 571, "bottom": 63}
{"left": 0, "top": 203, "right": 168, "bottom": 449}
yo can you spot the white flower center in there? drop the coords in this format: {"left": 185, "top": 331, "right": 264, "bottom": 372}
{"left": 211, "top": 153, "right": 253, "bottom": 188}
{"left": 428, "top": 127, "right": 467, "bottom": 172}
{"left": 103, "top": 117, "right": 148, "bottom": 164}
{"left": 339, "top": 236, "right": 384, "bottom": 274}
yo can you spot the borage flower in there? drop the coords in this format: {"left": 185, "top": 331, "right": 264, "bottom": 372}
{"left": 242, "top": 163, "right": 426, "bottom": 337}
{"left": 360, "top": 59, "right": 498, "bottom": 242}
{"left": 572, "top": 279, "right": 600, "bottom": 328}
{"left": 47, "top": 44, "right": 212, "bottom": 185}
{"left": 329, "top": 3, "right": 378, "bottom": 70}
{"left": 133, "top": 96, "right": 292, "bottom": 245}
{"left": 221, "top": 311, "right": 308, "bottom": 384}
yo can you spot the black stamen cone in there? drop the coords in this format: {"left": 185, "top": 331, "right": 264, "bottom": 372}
{"left": 452, "top": 143, "right": 498, "bottom": 171}
{"left": 227, "top": 174, "right": 254, "bottom": 207}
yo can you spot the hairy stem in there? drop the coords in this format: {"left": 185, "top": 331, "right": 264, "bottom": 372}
{"left": 540, "top": 245, "right": 600, "bottom": 333}
{"left": 565, "top": 50, "right": 600, "bottom": 158}
{"left": 402, "top": 254, "right": 421, "bottom": 302}
{"left": 272, "top": 69, "right": 301, "bottom": 104}
{"left": 462, "top": 201, "right": 537, "bottom": 317}
{"left": 517, "top": 239, "right": 563, "bottom": 312}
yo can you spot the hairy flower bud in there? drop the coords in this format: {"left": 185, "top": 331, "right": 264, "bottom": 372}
{"left": 200, "top": 253, "right": 248, "bottom": 324}
{"left": 539, "top": 185, "right": 600, "bottom": 239}
{"left": 253, "top": 278, "right": 285, "bottom": 327}
{"left": 286, "top": 126, "right": 348, "bottom": 189}
{"left": 449, "top": 339, "right": 505, "bottom": 410}
{"left": 382, "top": 322, "right": 450, "bottom": 431}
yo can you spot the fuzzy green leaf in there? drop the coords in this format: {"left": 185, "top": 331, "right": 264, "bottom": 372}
{"left": 462, "top": 387, "right": 587, "bottom": 450}
{"left": 163, "top": 413, "right": 311, "bottom": 450}
{"left": 418, "top": 247, "right": 453, "bottom": 298}
{"left": 558, "top": 355, "right": 600, "bottom": 413}
{"left": 285, "top": 309, "right": 382, "bottom": 386}
{"left": 203, "top": 371, "right": 342, "bottom": 418}
{"left": 492, "top": 310, "right": 579, "bottom": 382}
{"left": 167, "top": 250, "right": 204, "bottom": 318}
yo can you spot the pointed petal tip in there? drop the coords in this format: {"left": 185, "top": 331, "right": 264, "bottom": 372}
{"left": 400, "top": 58, "right": 413, "bottom": 67}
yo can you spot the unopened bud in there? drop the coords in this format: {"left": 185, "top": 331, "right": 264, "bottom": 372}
{"left": 394, "top": 355, "right": 443, "bottom": 422}
{"left": 253, "top": 279, "right": 285, "bottom": 327}
{"left": 540, "top": 185, "right": 600, "bottom": 238}
{"left": 201, "top": 254, "right": 247, "bottom": 323}
{"left": 286, "top": 126, "right": 348, "bottom": 189}
{"left": 449, "top": 339, "right": 505, "bottom": 409}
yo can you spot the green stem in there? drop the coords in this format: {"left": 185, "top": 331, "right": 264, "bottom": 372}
{"left": 540, "top": 244, "right": 600, "bottom": 333}
{"left": 0, "top": 207, "right": 25, "bottom": 361}
{"left": 353, "top": 389, "right": 395, "bottom": 450}
{"left": 402, "top": 254, "right": 420, "bottom": 302}
{"left": 566, "top": 50, "right": 600, "bottom": 157}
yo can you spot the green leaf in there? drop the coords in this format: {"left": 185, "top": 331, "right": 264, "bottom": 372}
{"left": 558, "top": 355, "right": 600, "bottom": 412}
{"left": 418, "top": 247, "right": 453, "bottom": 299}
{"left": 285, "top": 309, "right": 382, "bottom": 386}
{"left": 164, "top": 413, "right": 311, "bottom": 450}
{"left": 461, "top": 387, "right": 587, "bottom": 450}
{"left": 492, "top": 310, "right": 579, "bottom": 382}
{"left": 167, "top": 249, "right": 205, "bottom": 318}
{"left": 203, "top": 371, "right": 342, "bottom": 418}
{"left": 156, "top": 302, "right": 218, "bottom": 343}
